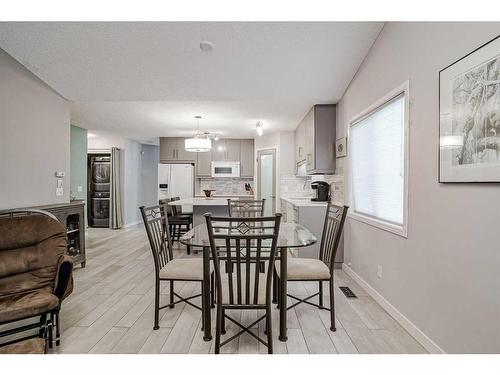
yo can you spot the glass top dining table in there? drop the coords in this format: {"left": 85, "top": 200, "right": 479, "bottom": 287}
{"left": 179, "top": 222, "right": 317, "bottom": 343}
{"left": 179, "top": 222, "right": 317, "bottom": 249}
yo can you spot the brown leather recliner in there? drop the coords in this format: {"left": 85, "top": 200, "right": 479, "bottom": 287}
{"left": 0, "top": 209, "right": 73, "bottom": 350}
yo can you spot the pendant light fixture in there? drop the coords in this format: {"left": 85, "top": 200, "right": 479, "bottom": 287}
{"left": 185, "top": 116, "right": 212, "bottom": 152}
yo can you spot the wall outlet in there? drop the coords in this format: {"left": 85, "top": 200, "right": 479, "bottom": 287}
{"left": 77, "top": 186, "right": 83, "bottom": 192}
{"left": 56, "top": 187, "right": 64, "bottom": 196}
{"left": 377, "top": 264, "right": 383, "bottom": 279}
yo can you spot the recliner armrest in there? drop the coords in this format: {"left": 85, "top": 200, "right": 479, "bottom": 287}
{"left": 54, "top": 255, "right": 74, "bottom": 301}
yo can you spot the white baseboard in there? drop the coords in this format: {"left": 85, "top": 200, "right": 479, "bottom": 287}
{"left": 342, "top": 264, "right": 445, "bottom": 354}
{"left": 123, "top": 220, "right": 142, "bottom": 228}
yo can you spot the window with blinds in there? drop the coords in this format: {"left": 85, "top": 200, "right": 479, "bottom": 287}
{"left": 349, "top": 87, "right": 408, "bottom": 236}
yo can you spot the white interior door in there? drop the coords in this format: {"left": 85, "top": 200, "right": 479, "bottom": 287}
{"left": 257, "top": 149, "right": 276, "bottom": 216}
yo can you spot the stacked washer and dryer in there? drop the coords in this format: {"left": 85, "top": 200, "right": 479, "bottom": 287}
{"left": 87, "top": 154, "right": 111, "bottom": 227}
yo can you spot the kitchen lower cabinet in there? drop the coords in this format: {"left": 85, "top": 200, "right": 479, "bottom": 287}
{"left": 280, "top": 198, "right": 343, "bottom": 267}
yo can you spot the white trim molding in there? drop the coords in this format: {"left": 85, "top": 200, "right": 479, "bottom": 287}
{"left": 342, "top": 263, "right": 445, "bottom": 354}
{"left": 123, "top": 220, "right": 142, "bottom": 228}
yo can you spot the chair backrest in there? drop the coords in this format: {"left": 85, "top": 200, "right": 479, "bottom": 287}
{"left": 170, "top": 197, "right": 182, "bottom": 216}
{"left": 318, "top": 202, "right": 348, "bottom": 271}
{"left": 158, "top": 198, "right": 175, "bottom": 216}
{"left": 0, "top": 209, "right": 67, "bottom": 297}
{"left": 205, "top": 213, "right": 281, "bottom": 307}
{"left": 227, "top": 199, "right": 265, "bottom": 218}
{"left": 140, "top": 204, "right": 174, "bottom": 273}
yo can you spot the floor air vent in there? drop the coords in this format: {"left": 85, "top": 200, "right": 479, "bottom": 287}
{"left": 339, "top": 286, "right": 357, "bottom": 298}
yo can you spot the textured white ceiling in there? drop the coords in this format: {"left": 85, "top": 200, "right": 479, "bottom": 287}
{"left": 0, "top": 22, "right": 383, "bottom": 139}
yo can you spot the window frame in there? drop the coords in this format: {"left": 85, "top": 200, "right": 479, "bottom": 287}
{"left": 347, "top": 81, "right": 410, "bottom": 238}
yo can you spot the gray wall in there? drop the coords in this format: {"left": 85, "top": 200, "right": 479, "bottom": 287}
{"left": 337, "top": 23, "right": 500, "bottom": 353}
{"left": 140, "top": 144, "right": 159, "bottom": 207}
{"left": 70, "top": 125, "right": 88, "bottom": 202}
{"left": 0, "top": 48, "right": 70, "bottom": 209}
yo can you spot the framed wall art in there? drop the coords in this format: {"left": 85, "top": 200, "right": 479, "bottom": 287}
{"left": 439, "top": 35, "right": 500, "bottom": 182}
{"left": 336, "top": 137, "right": 347, "bottom": 158}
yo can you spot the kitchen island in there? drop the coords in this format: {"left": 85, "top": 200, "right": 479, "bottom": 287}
{"left": 168, "top": 196, "right": 253, "bottom": 226}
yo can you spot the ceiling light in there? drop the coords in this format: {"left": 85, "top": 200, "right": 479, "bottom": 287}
{"left": 256, "top": 121, "right": 264, "bottom": 137}
{"left": 200, "top": 41, "right": 214, "bottom": 52}
{"left": 87, "top": 132, "right": 96, "bottom": 138}
{"left": 214, "top": 134, "right": 219, "bottom": 141}
{"left": 185, "top": 116, "right": 212, "bottom": 153}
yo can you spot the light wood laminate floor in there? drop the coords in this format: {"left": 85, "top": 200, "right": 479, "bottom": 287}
{"left": 53, "top": 226, "right": 426, "bottom": 354}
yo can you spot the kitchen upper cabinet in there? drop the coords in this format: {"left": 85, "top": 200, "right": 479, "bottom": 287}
{"left": 211, "top": 139, "right": 242, "bottom": 162}
{"left": 160, "top": 137, "right": 178, "bottom": 161}
{"left": 175, "top": 138, "right": 195, "bottom": 161}
{"left": 211, "top": 139, "right": 227, "bottom": 161}
{"left": 161, "top": 137, "right": 254, "bottom": 177}
{"left": 160, "top": 137, "right": 196, "bottom": 162}
{"left": 240, "top": 139, "right": 255, "bottom": 177}
{"left": 196, "top": 150, "right": 212, "bottom": 177}
{"left": 225, "top": 139, "right": 241, "bottom": 161}
{"left": 304, "top": 108, "right": 315, "bottom": 171}
{"left": 295, "top": 122, "right": 306, "bottom": 163}
{"left": 295, "top": 104, "right": 336, "bottom": 174}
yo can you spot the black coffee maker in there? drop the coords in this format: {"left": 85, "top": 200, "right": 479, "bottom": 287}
{"left": 311, "top": 181, "right": 330, "bottom": 202}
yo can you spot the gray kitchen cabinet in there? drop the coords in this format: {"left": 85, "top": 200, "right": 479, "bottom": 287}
{"left": 225, "top": 139, "right": 241, "bottom": 161}
{"left": 211, "top": 139, "right": 227, "bottom": 161}
{"left": 295, "top": 121, "right": 306, "bottom": 163}
{"left": 280, "top": 198, "right": 343, "bottom": 266}
{"left": 239, "top": 139, "right": 255, "bottom": 177}
{"left": 295, "top": 104, "right": 336, "bottom": 174}
{"left": 175, "top": 138, "right": 195, "bottom": 161}
{"left": 196, "top": 150, "right": 212, "bottom": 177}
{"left": 160, "top": 137, "right": 195, "bottom": 162}
{"left": 161, "top": 137, "right": 253, "bottom": 176}
{"left": 160, "top": 137, "right": 178, "bottom": 161}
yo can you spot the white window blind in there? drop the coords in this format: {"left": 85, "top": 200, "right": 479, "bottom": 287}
{"left": 350, "top": 93, "right": 406, "bottom": 229}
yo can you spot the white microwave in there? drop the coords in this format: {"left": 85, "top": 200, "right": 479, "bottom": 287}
{"left": 211, "top": 161, "right": 240, "bottom": 178}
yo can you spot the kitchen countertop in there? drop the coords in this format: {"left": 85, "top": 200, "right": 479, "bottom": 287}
{"left": 194, "top": 195, "right": 254, "bottom": 198}
{"left": 168, "top": 197, "right": 253, "bottom": 206}
{"left": 281, "top": 197, "right": 341, "bottom": 207}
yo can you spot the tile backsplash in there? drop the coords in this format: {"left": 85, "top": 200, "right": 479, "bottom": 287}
{"left": 280, "top": 174, "right": 344, "bottom": 203}
{"left": 198, "top": 178, "right": 254, "bottom": 196}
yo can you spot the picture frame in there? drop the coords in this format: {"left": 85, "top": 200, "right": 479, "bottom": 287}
{"left": 439, "top": 35, "right": 500, "bottom": 183}
{"left": 335, "top": 137, "right": 347, "bottom": 158}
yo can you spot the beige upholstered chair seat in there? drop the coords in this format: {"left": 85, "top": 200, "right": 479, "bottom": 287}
{"left": 159, "top": 258, "right": 211, "bottom": 281}
{"left": 220, "top": 271, "right": 267, "bottom": 305}
{"left": 275, "top": 258, "right": 331, "bottom": 281}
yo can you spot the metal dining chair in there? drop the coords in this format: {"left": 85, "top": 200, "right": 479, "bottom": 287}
{"left": 140, "top": 204, "right": 214, "bottom": 330}
{"left": 205, "top": 213, "right": 282, "bottom": 354}
{"left": 274, "top": 202, "right": 348, "bottom": 331}
{"left": 227, "top": 198, "right": 265, "bottom": 218}
{"left": 158, "top": 197, "right": 192, "bottom": 254}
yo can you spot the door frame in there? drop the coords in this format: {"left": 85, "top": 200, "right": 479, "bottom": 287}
{"left": 256, "top": 148, "right": 277, "bottom": 214}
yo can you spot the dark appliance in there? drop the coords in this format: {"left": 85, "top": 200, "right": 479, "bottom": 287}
{"left": 311, "top": 181, "right": 330, "bottom": 202}
{"left": 88, "top": 155, "right": 111, "bottom": 227}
